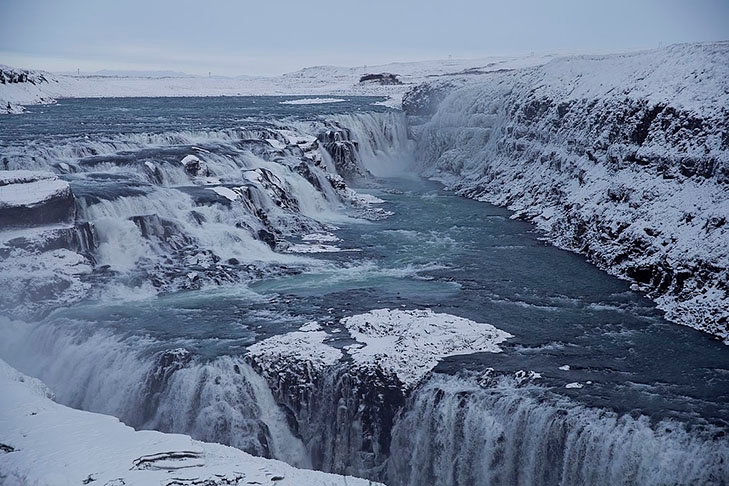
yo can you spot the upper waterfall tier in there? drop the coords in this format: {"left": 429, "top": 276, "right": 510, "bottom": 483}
{"left": 0, "top": 100, "right": 412, "bottom": 319}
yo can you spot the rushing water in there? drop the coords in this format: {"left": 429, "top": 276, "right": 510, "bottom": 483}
{"left": 1, "top": 96, "right": 728, "bottom": 485}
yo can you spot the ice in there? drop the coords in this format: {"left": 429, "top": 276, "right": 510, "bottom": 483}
{"left": 280, "top": 98, "right": 346, "bottom": 105}
{"left": 302, "top": 232, "right": 341, "bottom": 242}
{"left": 284, "top": 243, "right": 345, "bottom": 253}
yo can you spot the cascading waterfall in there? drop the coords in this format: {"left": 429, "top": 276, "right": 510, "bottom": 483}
{"left": 2, "top": 96, "right": 728, "bottom": 486}
{"left": 325, "top": 111, "right": 415, "bottom": 178}
{"left": 387, "top": 373, "right": 729, "bottom": 486}
{"left": 0, "top": 315, "right": 311, "bottom": 468}
{"left": 0, "top": 106, "right": 415, "bottom": 474}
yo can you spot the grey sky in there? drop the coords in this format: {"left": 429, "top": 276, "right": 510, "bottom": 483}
{"left": 1, "top": 0, "right": 727, "bottom": 76}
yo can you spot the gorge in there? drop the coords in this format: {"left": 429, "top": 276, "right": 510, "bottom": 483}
{"left": 1, "top": 42, "right": 728, "bottom": 485}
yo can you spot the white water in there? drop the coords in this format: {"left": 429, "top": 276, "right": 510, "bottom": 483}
{"left": 388, "top": 374, "right": 729, "bottom": 486}
{"left": 0, "top": 315, "right": 311, "bottom": 467}
{"left": 327, "top": 111, "right": 415, "bottom": 178}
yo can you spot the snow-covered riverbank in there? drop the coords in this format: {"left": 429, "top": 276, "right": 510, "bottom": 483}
{"left": 408, "top": 41, "right": 729, "bottom": 340}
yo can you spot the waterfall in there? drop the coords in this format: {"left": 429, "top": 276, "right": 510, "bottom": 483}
{"left": 4, "top": 93, "right": 726, "bottom": 486}
{"left": 0, "top": 315, "right": 311, "bottom": 468}
{"left": 328, "top": 111, "right": 415, "bottom": 179}
{"left": 387, "top": 373, "right": 729, "bottom": 486}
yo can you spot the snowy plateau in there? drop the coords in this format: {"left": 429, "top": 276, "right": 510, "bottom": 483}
{"left": 1, "top": 41, "right": 729, "bottom": 485}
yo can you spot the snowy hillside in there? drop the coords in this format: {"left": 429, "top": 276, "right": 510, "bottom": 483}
{"left": 0, "top": 54, "right": 552, "bottom": 112}
{"left": 0, "top": 66, "right": 59, "bottom": 113}
{"left": 408, "top": 41, "right": 729, "bottom": 340}
{"left": 0, "top": 358, "right": 382, "bottom": 486}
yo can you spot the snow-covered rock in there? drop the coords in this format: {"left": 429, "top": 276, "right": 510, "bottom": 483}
{"left": 409, "top": 41, "right": 729, "bottom": 341}
{"left": 0, "top": 66, "right": 55, "bottom": 113}
{"left": 246, "top": 309, "right": 511, "bottom": 479}
{"left": 0, "top": 171, "right": 75, "bottom": 226}
{"left": 0, "top": 358, "right": 382, "bottom": 486}
{"left": 342, "top": 308, "right": 512, "bottom": 387}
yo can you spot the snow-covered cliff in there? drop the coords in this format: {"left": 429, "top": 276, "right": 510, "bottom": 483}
{"left": 407, "top": 42, "right": 729, "bottom": 340}
{"left": 0, "top": 65, "right": 58, "bottom": 113}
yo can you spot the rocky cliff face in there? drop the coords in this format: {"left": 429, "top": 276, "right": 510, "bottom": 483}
{"left": 407, "top": 42, "right": 729, "bottom": 341}
{"left": 0, "top": 65, "right": 56, "bottom": 113}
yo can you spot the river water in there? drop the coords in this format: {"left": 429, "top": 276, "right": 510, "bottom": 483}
{"left": 1, "top": 96, "right": 728, "bottom": 485}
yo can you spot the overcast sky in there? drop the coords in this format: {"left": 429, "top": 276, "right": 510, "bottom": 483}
{"left": 1, "top": 0, "right": 727, "bottom": 76}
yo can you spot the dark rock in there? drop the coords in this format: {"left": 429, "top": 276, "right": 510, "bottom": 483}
{"left": 359, "top": 73, "right": 402, "bottom": 85}
{"left": 317, "top": 128, "right": 367, "bottom": 182}
{"left": 258, "top": 229, "right": 277, "bottom": 249}
{"left": 402, "top": 82, "right": 455, "bottom": 117}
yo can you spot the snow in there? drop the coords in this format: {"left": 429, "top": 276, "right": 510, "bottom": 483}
{"left": 299, "top": 321, "right": 323, "bottom": 332}
{"left": 0, "top": 358, "right": 380, "bottom": 486}
{"left": 247, "top": 308, "right": 511, "bottom": 389}
{"left": 180, "top": 154, "right": 201, "bottom": 166}
{"left": 0, "top": 170, "right": 70, "bottom": 208}
{"left": 284, "top": 243, "right": 345, "bottom": 253}
{"left": 247, "top": 326, "right": 343, "bottom": 372}
{"left": 280, "top": 98, "right": 347, "bottom": 105}
{"left": 266, "top": 138, "right": 286, "bottom": 149}
{"left": 0, "top": 178, "right": 70, "bottom": 208}
{"left": 302, "top": 232, "right": 341, "bottom": 242}
{"left": 342, "top": 309, "right": 512, "bottom": 387}
{"left": 1, "top": 53, "right": 554, "bottom": 112}
{"left": 0, "top": 170, "right": 56, "bottom": 186}
{"left": 211, "top": 186, "right": 240, "bottom": 201}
